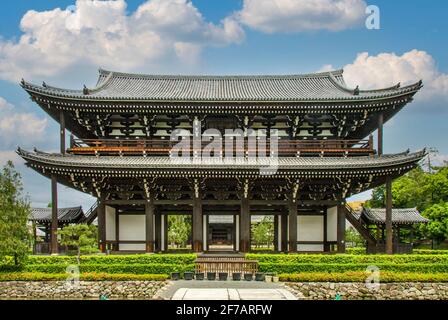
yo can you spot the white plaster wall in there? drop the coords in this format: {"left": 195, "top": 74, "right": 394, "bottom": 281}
{"left": 327, "top": 206, "right": 337, "bottom": 242}
{"left": 297, "top": 216, "right": 324, "bottom": 241}
{"left": 105, "top": 206, "right": 116, "bottom": 242}
{"left": 119, "top": 215, "right": 145, "bottom": 251}
{"left": 297, "top": 244, "right": 324, "bottom": 251}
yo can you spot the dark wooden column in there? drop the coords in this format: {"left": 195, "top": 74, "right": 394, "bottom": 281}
{"left": 192, "top": 196, "right": 203, "bottom": 252}
{"left": 337, "top": 202, "right": 346, "bottom": 253}
{"left": 163, "top": 214, "right": 168, "bottom": 252}
{"left": 145, "top": 196, "right": 155, "bottom": 253}
{"left": 240, "top": 197, "right": 250, "bottom": 252}
{"left": 273, "top": 215, "right": 279, "bottom": 252}
{"left": 385, "top": 178, "right": 393, "bottom": 254}
{"left": 281, "top": 211, "right": 288, "bottom": 252}
{"left": 115, "top": 209, "right": 119, "bottom": 251}
{"left": 155, "top": 210, "right": 161, "bottom": 252}
{"left": 288, "top": 200, "right": 298, "bottom": 252}
{"left": 377, "top": 112, "right": 384, "bottom": 156}
{"left": 60, "top": 111, "right": 66, "bottom": 155}
{"left": 97, "top": 196, "right": 106, "bottom": 253}
{"left": 323, "top": 211, "right": 330, "bottom": 252}
{"left": 50, "top": 175, "right": 59, "bottom": 255}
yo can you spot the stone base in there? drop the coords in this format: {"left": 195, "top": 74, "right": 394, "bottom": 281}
{"left": 286, "top": 282, "right": 448, "bottom": 300}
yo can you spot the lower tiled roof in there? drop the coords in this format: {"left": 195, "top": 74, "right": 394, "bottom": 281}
{"left": 30, "top": 206, "right": 85, "bottom": 223}
{"left": 17, "top": 148, "right": 425, "bottom": 171}
{"left": 361, "top": 207, "right": 429, "bottom": 225}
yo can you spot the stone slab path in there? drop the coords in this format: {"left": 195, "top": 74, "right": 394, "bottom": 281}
{"left": 156, "top": 280, "right": 298, "bottom": 300}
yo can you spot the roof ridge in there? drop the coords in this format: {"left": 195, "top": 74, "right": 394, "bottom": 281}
{"left": 98, "top": 68, "right": 345, "bottom": 80}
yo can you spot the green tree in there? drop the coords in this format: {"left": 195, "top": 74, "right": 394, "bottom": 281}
{"left": 0, "top": 161, "right": 31, "bottom": 266}
{"left": 58, "top": 224, "right": 98, "bottom": 264}
{"left": 168, "top": 215, "right": 191, "bottom": 248}
{"left": 345, "top": 227, "right": 365, "bottom": 248}
{"left": 251, "top": 217, "right": 274, "bottom": 248}
{"left": 420, "top": 203, "right": 448, "bottom": 246}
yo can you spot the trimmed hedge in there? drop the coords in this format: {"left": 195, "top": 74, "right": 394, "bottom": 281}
{"left": 22, "top": 263, "right": 195, "bottom": 275}
{"left": 26, "top": 254, "right": 196, "bottom": 265}
{"left": 279, "top": 272, "right": 448, "bottom": 283}
{"left": 258, "top": 262, "right": 448, "bottom": 274}
{"left": 246, "top": 253, "right": 448, "bottom": 264}
{"left": 0, "top": 272, "right": 168, "bottom": 281}
{"left": 345, "top": 248, "right": 448, "bottom": 255}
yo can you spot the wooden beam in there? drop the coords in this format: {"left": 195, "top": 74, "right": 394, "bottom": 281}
{"left": 115, "top": 209, "right": 119, "bottom": 251}
{"left": 288, "top": 199, "right": 298, "bottom": 252}
{"left": 192, "top": 196, "right": 203, "bottom": 252}
{"left": 274, "top": 215, "right": 279, "bottom": 252}
{"left": 60, "top": 111, "right": 66, "bottom": 155}
{"left": 145, "top": 197, "right": 155, "bottom": 253}
{"left": 377, "top": 112, "right": 383, "bottom": 156}
{"left": 97, "top": 195, "right": 106, "bottom": 253}
{"left": 50, "top": 175, "right": 59, "bottom": 255}
{"left": 385, "top": 178, "right": 393, "bottom": 254}
{"left": 337, "top": 202, "right": 346, "bottom": 253}
{"left": 240, "top": 197, "right": 250, "bottom": 252}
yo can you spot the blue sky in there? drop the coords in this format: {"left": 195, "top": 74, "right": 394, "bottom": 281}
{"left": 0, "top": 0, "right": 447, "bottom": 210}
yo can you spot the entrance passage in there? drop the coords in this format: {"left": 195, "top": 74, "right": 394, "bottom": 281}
{"left": 167, "top": 214, "right": 192, "bottom": 252}
{"left": 207, "top": 215, "right": 236, "bottom": 252}
{"left": 251, "top": 215, "right": 275, "bottom": 252}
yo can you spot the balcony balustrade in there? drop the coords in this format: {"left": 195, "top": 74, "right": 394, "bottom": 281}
{"left": 68, "top": 137, "right": 374, "bottom": 157}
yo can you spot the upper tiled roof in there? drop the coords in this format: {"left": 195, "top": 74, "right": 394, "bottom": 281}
{"left": 17, "top": 148, "right": 425, "bottom": 171}
{"left": 361, "top": 207, "right": 429, "bottom": 225}
{"left": 21, "top": 69, "right": 422, "bottom": 102}
{"left": 30, "top": 206, "right": 85, "bottom": 223}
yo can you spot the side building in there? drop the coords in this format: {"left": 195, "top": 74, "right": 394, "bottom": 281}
{"left": 18, "top": 69, "right": 425, "bottom": 254}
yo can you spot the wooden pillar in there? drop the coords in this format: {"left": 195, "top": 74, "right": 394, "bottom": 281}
{"left": 323, "top": 211, "right": 330, "bottom": 252}
{"left": 192, "top": 197, "right": 203, "bottom": 252}
{"left": 385, "top": 178, "right": 393, "bottom": 254}
{"left": 155, "top": 210, "right": 161, "bottom": 252}
{"left": 60, "top": 111, "right": 66, "bottom": 155}
{"left": 145, "top": 198, "right": 155, "bottom": 253}
{"left": 97, "top": 196, "right": 106, "bottom": 253}
{"left": 50, "top": 175, "right": 59, "bottom": 255}
{"left": 115, "top": 210, "right": 119, "bottom": 251}
{"left": 377, "top": 112, "right": 384, "bottom": 156}
{"left": 337, "top": 202, "right": 346, "bottom": 253}
{"left": 288, "top": 200, "right": 298, "bottom": 252}
{"left": 240, "top": 198, "right": 250, "bottom": 252}
{"left": 281, "top": 212, "right": 288, "bottom": 252}
{"left": 163, "top": 214, "right": 168, "bottom": 252}
{"left": 273, "top": 215, "right": 279, "bottom": 252}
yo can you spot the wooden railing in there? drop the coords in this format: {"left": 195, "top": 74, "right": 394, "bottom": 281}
{"left": 68, "top": 137, "right": 374, "bottom": 157}
{"left": 195, "top": 257, "right": 259, "bottom": 274}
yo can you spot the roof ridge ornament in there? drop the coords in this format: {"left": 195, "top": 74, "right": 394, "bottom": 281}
{"left": 354, "top": 85, "right": 360, "bottom": 96}
{"left": 42, "top": 81, "right": 47, "bottom": 88}
{"left": 83, "top": 85, "right": 90, "bottom": 95}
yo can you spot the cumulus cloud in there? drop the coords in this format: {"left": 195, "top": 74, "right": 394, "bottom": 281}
{"left": 236, "top": 0, "right": 367, "bottom": 33}
{"left": 0, "top": 97, "right": 47, "bottom": 147}
{"left": 322, "top": 50, "right": 448, "bottom": 106}
{"left": 0, "top": 0, "right": 245, "bottom": 82}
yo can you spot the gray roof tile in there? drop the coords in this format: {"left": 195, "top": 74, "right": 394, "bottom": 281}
{"left": 30, "top": 206, "right": 85, "bottom": 223}
{"left": 21, "top": 69, "right": 422, "bottom": 102}
{"left": 361, "top": 207, "right": 429, "bottom": 224}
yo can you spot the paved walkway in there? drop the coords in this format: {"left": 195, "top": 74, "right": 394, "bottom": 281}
{"left": 157, "top": 280, "right": 298, "bottom": 300}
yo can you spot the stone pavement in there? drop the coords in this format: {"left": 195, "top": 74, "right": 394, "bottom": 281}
{"left": 156, "top": 280, "right": 298, "bottom": 300}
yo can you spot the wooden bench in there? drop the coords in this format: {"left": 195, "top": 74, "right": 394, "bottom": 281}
{"left": 195, "top": 257, "right": 258, "bottom": 274}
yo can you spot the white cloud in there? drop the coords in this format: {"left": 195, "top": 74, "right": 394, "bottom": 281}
{"left": 236, "top": 0, "right": 366, "bottom": 33}
{"left": 0, "top": 0, "right": 245, "bottom": 82}
{"left": 0, "top": 97, "right": 47, "bottom": 147}
{"left": 322, "top": 50, "right": 448, "bottom": 105}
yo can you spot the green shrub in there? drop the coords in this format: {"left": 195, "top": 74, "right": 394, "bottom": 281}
{"left": 413, "top": 249, "right": 448, "bottom": 255}
{"left": 258, "top": 262, "right": 448, "bottom": 274}
{"left": 246, "top": 253, "right": 448, "bottom": 264}
{"left": 23, "top": 263, "right": 194, "bottom": 274}
{"left": 26, "top": 254, "right": 196, "bottom": 265}
{"left": 279, "top": 272, "right": 448, "bottom": 283}
{"left": 0, "top": 272, "right": 168, "bottom": 281}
